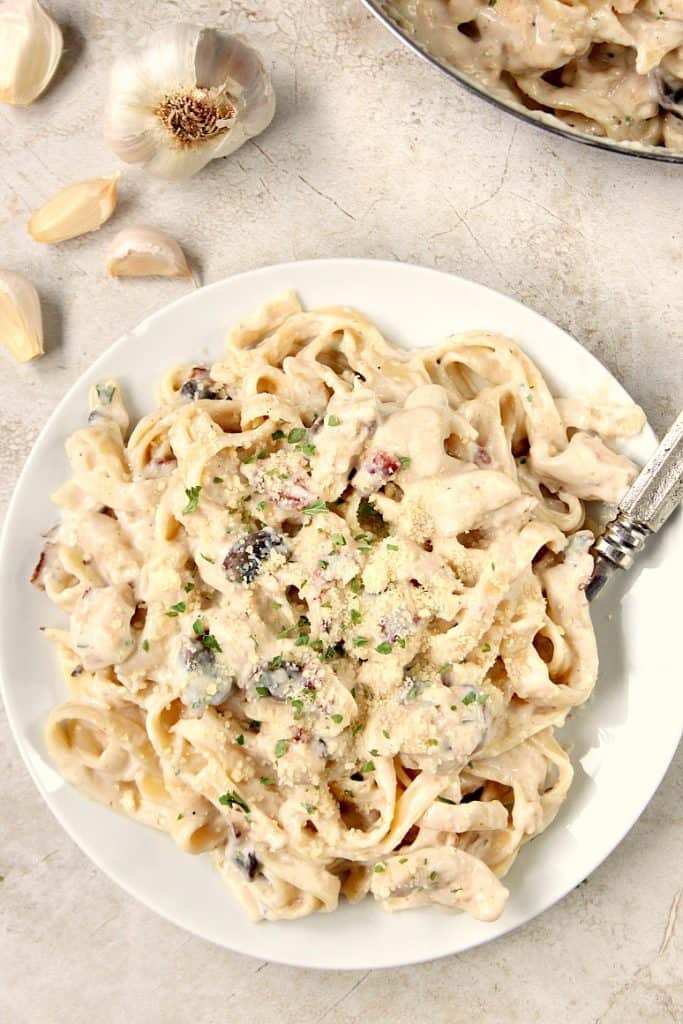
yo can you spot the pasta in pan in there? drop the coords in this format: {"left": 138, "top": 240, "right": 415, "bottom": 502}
{"left": 383, "top": 0, "right": 683, "bottom": 152}
{"left": 34, "top": 293, "right": 645, "bottom": 922}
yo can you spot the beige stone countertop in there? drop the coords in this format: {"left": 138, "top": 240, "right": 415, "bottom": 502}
{"left": 1, "top": 2, "right": 681, "bottom": 1022}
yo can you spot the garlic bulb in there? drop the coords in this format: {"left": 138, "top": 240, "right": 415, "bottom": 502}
{"left": 105, "top": 24, "right": 276, "bottom": 179}
{"left": 0, "top": 270, "right": 44, "bottom": 362}
{"left": 107, "top": 226, "right": 195, "bottom": 281}
{"left": 0, "top": 0, "right": 63, "bottom": 106}
{"left": 28, "top": 174, "right": 120, "bottom": 244}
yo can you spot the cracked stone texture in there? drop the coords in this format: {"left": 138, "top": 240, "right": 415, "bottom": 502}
{"left": 1, "top": 1, "right": 681, "bottom": 1022}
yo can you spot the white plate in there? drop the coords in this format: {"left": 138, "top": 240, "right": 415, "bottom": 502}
{"left": 2, "top": 259, "right": 681, "bottom": 970}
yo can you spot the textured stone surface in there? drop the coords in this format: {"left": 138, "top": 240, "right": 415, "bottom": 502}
{"left": 0, "top": 1, "right": 681, "bottom": 1021}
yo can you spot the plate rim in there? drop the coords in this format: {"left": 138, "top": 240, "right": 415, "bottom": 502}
{"left": 1, "top": 257, "right": 680, "bottom": 970}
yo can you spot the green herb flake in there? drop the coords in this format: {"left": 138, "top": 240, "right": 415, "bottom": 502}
{"left": 369, "top": 748, "right": 379, "bottom": 757}
{"left": 304, "top": 803, "right": 317, "bottom": 814}
{"left": 360, "top": 760, "right": 375, "bottom": 773}
{"left": 463, "top": 691, "right": 478, "bottom": 706}
{"left": 398, "top": 857, "right": 408, "bottom": 864}
{"left": 350, "top": 609, "right": 361, "bottom": 625}
{"left": 319, "top": 559, "right": 329, "bottom": 570}
{"left": 301, "top": 442, "right": 317, "bottom": 457}
{"left": 438, "top": 662, "right": 451, "bottom": 674}
{"left": 427, "top": 738, "right": 438, "bottom": 747}
{"left": 201, "top": 633, "right": 222, "bottom": 653}
{"left": 382, "top": 729, "right": 390, "bottom": 740}
{"left": 218, "top": 790, "right": 250, "bottom": 813}
{"left": 212, "top": 476, "right": 224, "bottom": 484}
{"left": 260, "top": 776, "right": 275, "bottom": 786}
{"left": 331, "top": 713, "right": 343, "bottom": 724}
{"left": 184, "top": 581, "right": 195, "bottom": 593}
{"left": 192, "top": 618, "right": 204, "bottom": 635}
{"left": 236, "top": 734, "right": 245, "bottom": 746}
{"left": 255, "top": 685, "right": 271, "bottom": 697}
{"left": 183, "top": 485, "right": 201, "bottom": 514}
{"left": 399, "top": 455, "right": 411, "bottom": 469}
{"left": 176, "top": 813, "right": 183, "bottom": 820}
{"left": 352, "top": 723, "right": 364, "bottom": 735}
{"left": 274, "top": 739, "right": 289, "bottom": 759}
{"left": 429, "top": 870, "right": 438, "bottom": 881}
{"left": 373, "top": 864, "right": 386, "bottom": 873}
{"left": 331, "top": 534, "right": 346, "bottom": 548}
{"left": 200, "top": 552, "right": 214, "bottom": 563}
{"left": 95, "top": 383, "right": 115, "bottom": 405}
{"left": 437, "top": 795, "right": 456, "bottom": 805}
{"left": 295, "top": 632, "right": 310, "bottom": 647}
{"left": 302, "top": 499, "right": 328, "bottom": 516}
{"left": 327, "top": 415, "right": 341, "bottom": 426}
{"left": 387, "top": 543, "right": 399, "bottom": 551}
{"left": 166, "top": 601, "right": 186, "bottom": 617}
{"left": 482, "top": 643, "right": 491, "bottom": 653}
{"left": 142, "top": 639, "right": 150, "bottom": 652}
{"left": 375, "top": 641, "right": 393, "bottom": 655}
{"left": 353, "top": 636, "right": 369, "bottom": 648}
{"left": 271, "top": 429, "right": 286, "bottom": 440}
{"left": 350, "top": 577, "right": 362, "bottom": 595}
{"left": 243, "top": 455, "right": 256, "bottom": 464}
{"left": 287, "top": 427, "right": 305, "bottom": 444}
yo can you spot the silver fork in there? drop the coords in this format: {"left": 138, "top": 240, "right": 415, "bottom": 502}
{"left": 586, "top": 410, "right": 683, "bottom": 601}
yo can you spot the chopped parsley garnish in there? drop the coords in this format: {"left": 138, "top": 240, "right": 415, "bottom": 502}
{"left": 287, "top": 427, "right": 305, "bottom": 444}
{"left": 300, "top": 442, "right": 317, "bottom": 457}
{"left": 427, "top": 738, "right": 438, "bottom": 747}
{"left": 271, "top": 429, "right": 285, "bottom": 440}
{"left": 142, "top": 639, "right": 150, "bottom": 652}
{"left": 382, "top": 729, "right": 390, "bottom": 739}
{"left": 269, "top": 654, "right": 283, "bottom": 670}
{"left": 360, "top": 760, "right": 375, "bottom": 773}
{"left": 274, "top": 739, "right": 288, "bottom": 759}
{"left": 236, "top": 734, "right": 245, "bottom": 746}
{"left": 439, "top": 662, "right": 451, "bottom": 673}
{"left": 463, "top": 691, "right": 478, "bottom": 705}
{"left": 183, "top": 485, "right": 201, "bottom": 514}
{"left": 352, "top": 723, "right": 364, "bottom": 735}
{"left": 166, "top": 601, "right": 186, "bottom": 617}
{"left": 184, "top": 581, "right": 195, "bottom": 592}
{"left": 437, "top": 795, "right": 456, "bottom": 805}
{"left": 353, "top": 636, "right": 368, "bottom": 648}
{"left": 289, "top": 698, "right": 304, "bottom": 719}
{"left": 350, "top": 609, "right": 361, "bottom": 625}
{"left": 304, "top": 804, "right": 317, "bottom": 814}
{"left": 331, "top": 713, "right": 343, "bottom": 724}
{"left": 482, "top": 643, "right": 491, "bottom": 653}
{"left": 295, "top": 632, "right": 310, "bottom": 646}
{"left": 327, "top": 415, "right": 340, "bottom": 426}
{"left": 213, "top": 476, "right": 224, "bottom": 484}
{"left": 397, "top": 637, "right": 406, "bottom": 649}
{"left": 323, "top": 646, "right": 337, "bottom": 661}
{"left": 218, "top": 790, "right": 250, "bottom": 813}
{"left": 310, "top": 639, "right": 324, "bottom": 652}
{"left": 201, "top": 632, "right": 222, "bottom": 653}
{"left": 387, "top": 543, "right": 399, "bottom": 551}
{"left": 319, "top": 559, "right": 329, "bottom": 569}
{"left": 373, "top": 864, "right": 386, "bottom": 873}
{"left": 277, "top": 626, "right": 295, "bottom": 639}
{"left": 257, "top": 449, "right": 268, "bottom": 460}
{"left": 350, "top": 577, "right": 362, "bottom": 594}
{"left": 369, "top": 748, "right": 379, "bottom": 757}
{"left": 405, "top": 684, "right": 420, "bottom": 701}
{"left": 255, "top": 685, "right": 271, "bottom": 697}
{"left": 260, "top": 776, "right": 275, "bottom": 786}
{"left": 301, "top": 499, "right": 328, "bottom": 516}
{"left": 429, "top": 870, "right": 438, "bottom": 881}
{"left": 200, "top": 552, "right": 214, "bottom": 563}
{"left": 95, "top": 383, "right": 115, "bottom": 405}
{"left": 375, "top": 641, "right": 393, "bottom": 655}
{"left": 192, "top": 618, "right": 204, "bottom": 635}
{"left": 243, "top": 455, "right": 256, "bottom": 464}
{"left": 256, "top": 500, "right": 267, "bottom": 512}
{"left": 398, "top": 857, "right": 408, "bottom": 864}
{"left": 331, "top": 534, "right": 346, "bottom": 548}
{"left": 399, "top": 455, "right": 411, "bottom": 469}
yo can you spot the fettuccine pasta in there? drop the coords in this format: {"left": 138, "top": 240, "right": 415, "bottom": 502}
{"left": 34, "top": 292, "right": 645, "bottom": 923}
{"left": 383, "top": 0, "right": 683, "bottom": 152}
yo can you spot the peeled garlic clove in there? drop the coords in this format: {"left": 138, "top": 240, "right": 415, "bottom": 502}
{"left": 0, "top": 270, "right": 44, "bottom": 362}
{"left": 0, "top": 0, "right": 63, "bottom": 106}
{"left": 105, "top": 24, "right": 275, "bottom": 180}
{"left": 28, "top": 173, "right": 120, "bottom": 244}
{"left": 107, "top": 226, "right": 194, "bottom": 280}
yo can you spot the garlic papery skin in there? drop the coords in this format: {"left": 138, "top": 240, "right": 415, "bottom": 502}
{"left": 0, "top": 0, "right": 63, "bottom": 106}
{"left": 106, "top": 226, "right": 195, "bottom": 281}
{"left": 105, "top": 24, "right": 276, "bottom": 179}
{"left": 0, "top": 270, "right": 44, "bottom": 363}
{"left": 28, "top": 174, "right": 120, "bottom": 244}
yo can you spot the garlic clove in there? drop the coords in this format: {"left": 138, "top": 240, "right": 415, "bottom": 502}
{"left": 105, "top": 25, "right": 275, "bottom": 180}
{"left": 28, "top": 173, "right": 120, "bottom": 244}
{"left": 0, "top": 269, "right": 44, "bottom": 362}
{"left": 0, "top": 0, "right": 63, "bottom": 106}
{"left": 106, "top": 226, "right": 195, "bottom": 280}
